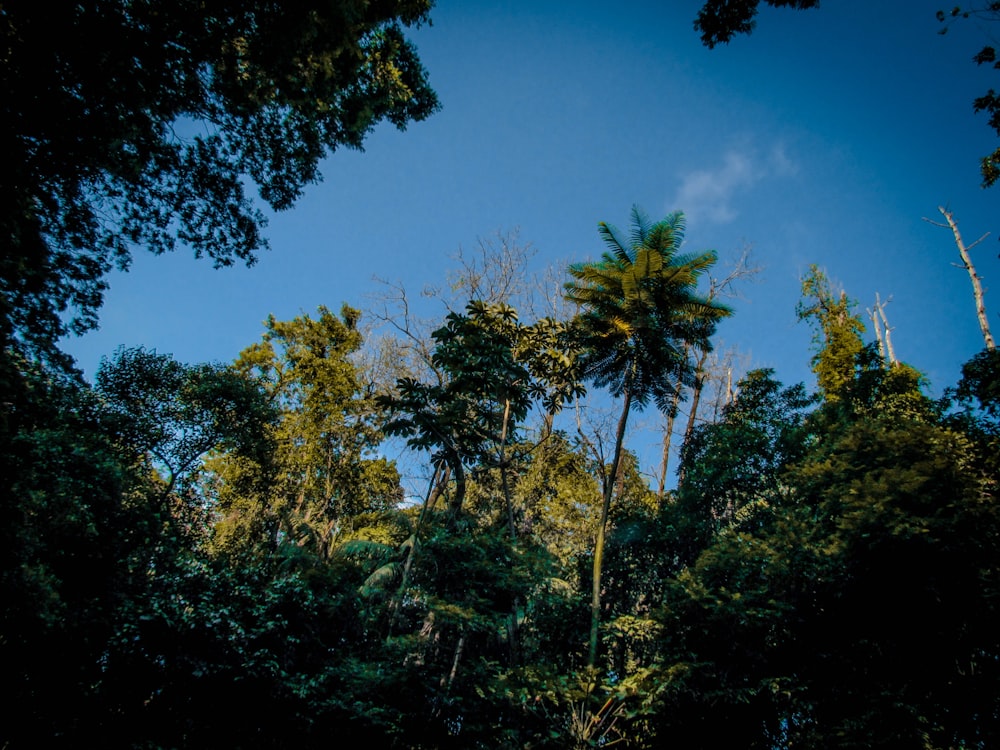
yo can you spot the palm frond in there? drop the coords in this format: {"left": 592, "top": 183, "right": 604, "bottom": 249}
{"left": 334, "top": 538, "right": 396, "bottom": 562}
{"left": 361, "top": 561, "right": 403, "bottom": 595}
{"left": 629, "top": 204, "right": 652, "bottom": 248}
{"left": 597, "top": 221, "right": 633, "bottom": 264}
{"left": 631, "top": 246, "right": 664, "bottom": 281}
{"left": 656, "top": 211, "right": 686, "bottom": 244}
{"left": 671, "top": 249, "right": 718, "bottom": 277}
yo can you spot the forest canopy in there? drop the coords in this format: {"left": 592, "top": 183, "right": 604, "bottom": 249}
{"left": 0, "top": 0, "right": 437, "bottom": 359}
{"left": 3, "top": 203, "right": 998, "bottom": 747}
{"left": 1, "top": 2, "right": 999, "bottom": 749}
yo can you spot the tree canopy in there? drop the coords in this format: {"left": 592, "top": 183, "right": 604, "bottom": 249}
{"left": 0, "top": 0, "right": 438, "bottom": 359}
{"left": 694, "top": 0, "right": 821, "bottom": 48}
{"left": 1, "top": 3, "right": 998, "bottom": 744}
{"left": 2, "top": 207, "right": 999, "bottom": 746}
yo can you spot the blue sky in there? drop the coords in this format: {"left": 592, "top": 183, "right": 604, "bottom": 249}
{"left": 62, "top": 0, "right": 999, "bottom": 485}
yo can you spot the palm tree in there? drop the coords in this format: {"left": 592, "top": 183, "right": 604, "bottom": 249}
{"left": 565, "top": 206, "right": 731, "bottom": 668}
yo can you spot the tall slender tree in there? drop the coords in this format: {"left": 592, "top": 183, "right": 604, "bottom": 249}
{"left": 924, "top": 207, "right": 995, "bottom": 350}
{"left": 564, "top": 206, "right": 730, "bottom": 668}
{"left": 796, "top": 265, "right": 866, "bottom": 400}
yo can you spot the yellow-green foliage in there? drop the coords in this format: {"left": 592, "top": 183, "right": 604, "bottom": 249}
{"left": 796, "top": 265, "right": 866, "bottom": 400}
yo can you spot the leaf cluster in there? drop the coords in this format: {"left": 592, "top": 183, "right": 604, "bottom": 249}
{"left": 694, "top": 0, "right": 821, "bottom": 48}
{"left": 1, "top": 0, "right": 438, "bottom": 356}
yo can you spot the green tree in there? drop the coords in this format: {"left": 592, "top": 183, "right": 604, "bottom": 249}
{"left": 796, "top": 265, "right": 866, "bottom": 401}
{"left": 381, "top": 301, "right": 581, "bottom": 523}
{"left": 209, "top": 305, "right": 401, "bottom": 559}
{"left": 785, "top": 418, "right": 999, "bottom": 746}
{"left": 651, "top": 346, "right": 999, "bottom": 748}
{"left": 944, "top": 346, "right": 1000, "bottom": 491}
{"left": 1, "top": 348, "right": 279, "bottom": 747}
{"left": 564, "top": 206, "right": 730, "bottom": 668}
{"left": 0, "top": 1, "right": 438, "bottom": 360}
{"left": 596, "top": 450, "right": 665, "bottom": 683}
{"left": 515, "top": 431, "right": 602, "bottom": 584}
{"left": 694, "top": 0, "right": 821, "bottom": 48}
{"left": 954, "top": 346, "right": 1000, "bottom": 416}
{"left": 0, "top": 363, "right": 156, "bottom": 747}
{"left": 377, "top": 301, "right": 580, "bottom": 654}
{"left": 677, "top": 368, "right": 814, "bottom": 544}
{"left": 96, "top": 345, "right": 276, "bottom": 504}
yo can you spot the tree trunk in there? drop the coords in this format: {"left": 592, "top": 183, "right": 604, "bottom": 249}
{"left": 446, "top": 450, "right": 466, "bottom": 518}
{"left": 498, "top": 398, "right": 523, "bottom": 666}
{"left": 677, "top": 349, "right": 709, "bottom": 491}
{"left": 589, "top": 386, "right": 632, "bottom": 669}
{"left": 657, "top": 386, "right": 681, "bottom": 499}
{"left": 542, "top": 406, "right": 556, "bottom": 440}
{"left": 499, "top": 398, "right": 517, "bottom": 541}
{"left": 658, "top": 341, "right": 692, "bottom": 499}
{"left": 934, "top": 207, "right": 995, "bottom": 350}
{"left": 876, "top": 294, "right": 897, "bottom": 365}
{"left": 387, "top": 461, "right": 449, "bottom": 638}
{"left": 869, "top": 300, "right": 886, "bottom": 363}
{"left": 507, "top": 601, "right": 521, "bottom": 667}
{"left": 443, "top": 631, "right": 466, "bottom": 691}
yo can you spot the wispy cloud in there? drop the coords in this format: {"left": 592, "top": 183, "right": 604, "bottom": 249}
{"left": 768, "top": 142, "right": 799, "bottom": 178}
{"left": 670, "top": 143, "right": 798, "bottom": 225}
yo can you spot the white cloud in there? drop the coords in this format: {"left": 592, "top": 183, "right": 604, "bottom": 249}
{"left": 768, "top": 142, "right": 800, "bottom": 178}
{"left": 670, "top": 142, "right": 798, "bottom": 225}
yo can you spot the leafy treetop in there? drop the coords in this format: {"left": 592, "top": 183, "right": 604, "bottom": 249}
{"left": 566, "top": 207, "right": 730, "bottom": 414}
{"left": 0, "top": 0, "right": 438, "bottom": 359}
{"left": 694, "top": 0, "right": 821, "bottom": 48}
{"left": 796, "top": 265, "right": 866, "bottom": 400}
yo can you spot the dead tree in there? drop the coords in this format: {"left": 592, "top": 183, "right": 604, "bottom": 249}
{"left": 924, "top": 206, "right": 995, "bottom": 350}
{"left": 866, "top": 293, "right": 898, "bottom": 366}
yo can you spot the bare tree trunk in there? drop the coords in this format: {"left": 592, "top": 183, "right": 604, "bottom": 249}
{"left": 589, "top": 387, "right": 632, "bottom": 669}
{"left": 660, "top": 247, "right": 759, "bottom": 495}
{"left": 682, "top": 358, "right": 708, "bottom": 446}
{"left": 877, "top": 294, "right": 897, "bottom": 365}
{"left": 499, "top": 398, "right": 517, "bottom": 541}
{"left": 658, "top": 340, "right": 693, "bottom": 499}
{"left": 387, "top": 461, "right": 449, "bottom": 638}
{"left": 676, "top": 349, "right": 709, "bottom": 491}
{"left": 926, "top": 207, "right": 995, "bottom": 350}
{"left": 868, "top": 299, "right": 886, "bottom": 363}
{"left": 867, "top": 293, "right": 899, "bottom": 366}
{"left": 443, "top": 632, "right": 466, "bottom": 690}
{"left": 497, "top": 398, "right": 523, "bottom": 667}
{"left": 657, "top": 386, "right": 682, "bottom": 500}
